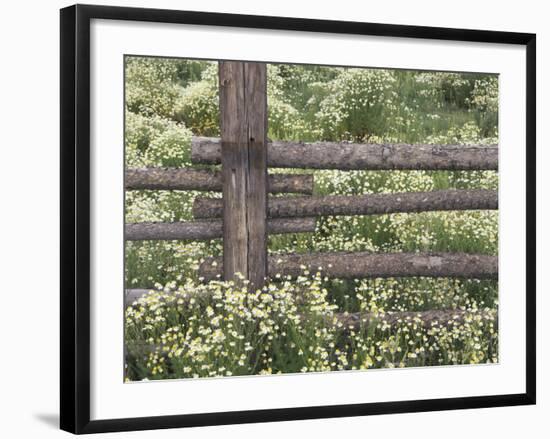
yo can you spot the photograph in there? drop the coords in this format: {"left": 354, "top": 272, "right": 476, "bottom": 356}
{"left": 0, "top": 0, "right": 543, "bottom": 435}
{"left": 123, "top": 56, "right": 499, "bottom": 382}
{"left": 56, "top": 3, "right": 537, "bottom": 434}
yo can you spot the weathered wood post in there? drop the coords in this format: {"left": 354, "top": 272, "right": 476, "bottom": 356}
{"left": 219, "top": 61, "right": 268, "bottom": 290}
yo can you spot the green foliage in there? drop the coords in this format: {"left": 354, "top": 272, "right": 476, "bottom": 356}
{"left": 266, "top": 64, "right": 337, "bottom": 141}
{"left": 270, "top": 64, "right": 339, "bottom": 109}
{"left": 316, "top": 68, "right": 398, "bottom": 141}
{"left": 173, "top": 64, "right": 220, "bottom": 136}
{"left": 126, "top": 275, "right": 497, "bottom": 380}
{"left": 125, "top": 57, "right": 182, "bottom": 118}
{"left": 125, "top": 57, "right": 212, "bottom": 118}
{"left": 125, "top": 112, "right": 192, "bottom": 168}
{"left": 467, "top": 76, "right": 499, "bottom": 137}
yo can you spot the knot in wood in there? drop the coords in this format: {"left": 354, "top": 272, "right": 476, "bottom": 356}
{"left": 381, "top": 145, "right": 392, "bottom": 160}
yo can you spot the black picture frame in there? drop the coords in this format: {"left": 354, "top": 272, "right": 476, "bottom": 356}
{"left": 60, "top": 4, "right": 536, "bottom": 434}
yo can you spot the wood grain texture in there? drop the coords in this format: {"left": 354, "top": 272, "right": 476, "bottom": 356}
{"left": 244, "top": 62, "right": 268, "bottom": 290}
{"left": 125, "top": 218, "right": 316, "bottom": 241}
{"left": 219, "top": 61, "right": 268, "bottom": 289}
{"left": 193, "top": 189, "right": 498, "bottom": 219}
{"left": 125, "top": 167, "right": 313, "bottom": 194}
{"left": 199, "top": 252, "right": 498, "bottom": 281}
{"left": 191, "top": 136, "right": 498, "bottom": 170}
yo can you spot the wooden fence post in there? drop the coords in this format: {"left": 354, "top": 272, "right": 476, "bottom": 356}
{"left": 219, "top": 61, "right": 268, "bottom": 290}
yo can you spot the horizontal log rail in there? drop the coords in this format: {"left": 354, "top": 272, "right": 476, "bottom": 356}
{"left": 193, "top": 189, "right": 498, "bottom": 219}
{"left": 125, "top": 218, "right": 316, "bottom": 241}
{"left": 126, "top": 289, "right": 154, "bottom": 306}
{"left": 125, "top": 307, "right": 497, "bottom": 355}
{"left": 191, "top": 136, "right": 498, "bottom": 171}
{"left": 125, "top": 167, "right": 313, "bottom": 194}
{"left": 199, "top": 251, "right": 498, "bottom": 282}
{"left": 125, "top": 286, "right": 496, "bottom": 331}
{"left": 338, "top": 308, "right": 497, "bottom": 331}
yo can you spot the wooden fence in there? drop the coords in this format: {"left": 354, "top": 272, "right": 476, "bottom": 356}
{"left": 125, "top": 61, "right": 498, "bottom": 326}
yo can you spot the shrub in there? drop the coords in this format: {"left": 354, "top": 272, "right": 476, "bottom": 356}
{"left": 316, "top": 68, "right": 398, "bottom": 141}
{"left": 173, "top": 64, "right": 220, "bottom": 136}
{"left": 125, "top": 57, "right": 182, "bottom": 118}
{"left": 125, "top": 111, "right": 192, "bottom": 168}
{"left": 467, "top": 76, "right": 499, "bottom": 138}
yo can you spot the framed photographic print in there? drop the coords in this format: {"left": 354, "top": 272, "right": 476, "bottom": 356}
{"left": 60, "top": 4, "right": 536, "bottom": 434}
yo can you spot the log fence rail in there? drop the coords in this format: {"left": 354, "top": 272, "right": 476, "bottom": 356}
{"left": 125, "top": 60, "right": 498, "bottom": 330}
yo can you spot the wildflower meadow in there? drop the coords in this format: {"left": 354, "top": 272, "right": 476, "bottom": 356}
{"left": 124, "top": 57, "right": 498, "bottom": 381}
